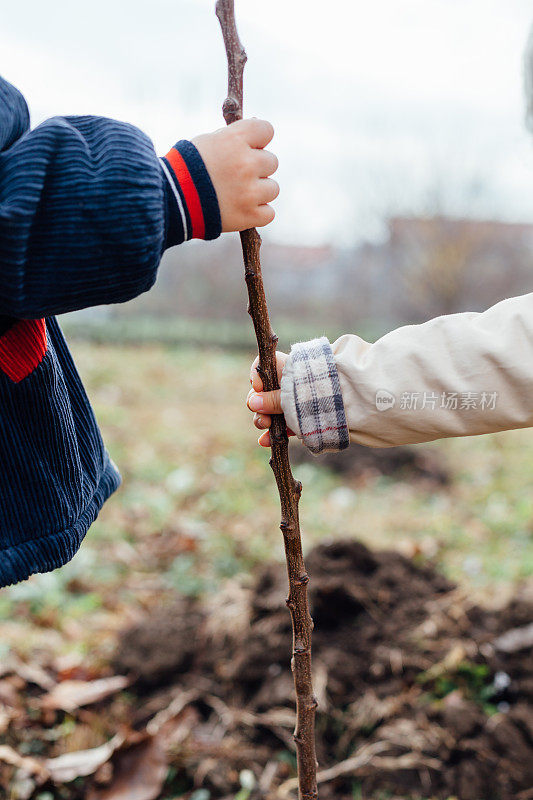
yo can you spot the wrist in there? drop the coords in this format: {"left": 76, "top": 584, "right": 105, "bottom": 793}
{"left": 160, "top": 140, "right": 222, "bottom": 248}
{"left": 280, "top": 336, "right": 350, "bottom": 454}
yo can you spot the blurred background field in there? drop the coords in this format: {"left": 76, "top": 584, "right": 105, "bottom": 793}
{"left": 2, "top": 336, "right": 533, "bottom": 635}
{"left": 1, "top": 336, "right": 533, "bottom": 799}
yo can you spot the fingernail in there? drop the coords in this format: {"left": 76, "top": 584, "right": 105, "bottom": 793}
{"left": 249, "top": 394, "right": 263, "bottom": 412}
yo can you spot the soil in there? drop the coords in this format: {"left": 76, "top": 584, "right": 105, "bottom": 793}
{"left": 114, "top": 541, "right": 533, "bottom": 800}
{"left": 289, "top": 442, "right": 451, "bottom": 485}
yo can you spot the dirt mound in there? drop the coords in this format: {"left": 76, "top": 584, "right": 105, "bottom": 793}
{"left": 290, "top": 441, "right": 451, "bottom": 485}
{"left": 115, "top": 597, "right": 203, "bottom": 686}
{"left": 114, "top": 541, "right": 533, "bottom": 799}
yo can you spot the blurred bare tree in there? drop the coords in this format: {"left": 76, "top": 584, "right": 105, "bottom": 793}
{"left": 108, "top": 215, "right": 533, "bottom": 339}
{"left": 389, "top": 216, "right": 533, "bottom": 322}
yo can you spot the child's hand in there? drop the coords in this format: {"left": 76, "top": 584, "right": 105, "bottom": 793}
{"left": 192, "top": 119, "right": 279, "bottom": 232}
{"left": 247, "top": 352, "right": 295, "bottom": 447}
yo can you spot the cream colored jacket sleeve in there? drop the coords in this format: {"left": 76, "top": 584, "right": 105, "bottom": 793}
{"left": 280, "top": 292, "right": 533, "bottom": 451}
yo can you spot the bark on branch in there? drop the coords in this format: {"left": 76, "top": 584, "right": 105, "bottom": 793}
{"left": 215, "top": 2, "right": 319, "bottom": 796}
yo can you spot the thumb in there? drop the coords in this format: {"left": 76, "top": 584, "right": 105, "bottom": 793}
{"left": 248, "top": 389, "right": 282, "bottom": 415}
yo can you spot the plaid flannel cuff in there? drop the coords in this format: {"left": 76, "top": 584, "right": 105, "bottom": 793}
{"left": 280, "top": 336, "right": 349, "bottom": 454}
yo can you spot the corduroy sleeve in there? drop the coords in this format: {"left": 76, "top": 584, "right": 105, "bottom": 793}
{"left": 0, "top": 78, "right": 221, "bottom": 318}
{"left": 0, "top": 76, "right": 30, "bottom": 151}
{"left": 281, "top": 293, "right": 533, "bottom": 451}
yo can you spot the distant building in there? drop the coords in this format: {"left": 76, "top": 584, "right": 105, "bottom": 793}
{"left": 111, "top": 215, "right": 533, "bottom": 333}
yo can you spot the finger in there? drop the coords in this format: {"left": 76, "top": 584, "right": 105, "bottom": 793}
{"left": 258, "top": 427, "right": 295, "bottom": 448}
{"left": 247, "top": 387, "right": 259, "bottom": 411}
{"left": 242, "top": 118, "right": 274, "bottom": 148}
{"left": 250, "top": 352, "right": 287, "bottom": 391}
{"left": 255, "top": 415, "right": 295, "bottom": 438}
{"left": 248, "top": 389, "right": 282, "bottom": 415}
{"left": 253, "top": 204, "right": 275, "bottom": 228}
{"left": 256, "top": 149, "right": 279, "bottom": 177}
{"left": 250, "top": 356, "right": 263, "bottom": 392}
{"left": 258, "top": 430, "right": 271, "bottom": 447}
{"left": 254, "top": 412, "right": 271, "bottom": 430}
{"left": 246, "top": 387, "right": 257, "bottom": 409}
{"left": 256, "top": 178, "right": 280, "bottom": 205}
{"left": 251, "top": 371, "right": 263, "bottom": 392}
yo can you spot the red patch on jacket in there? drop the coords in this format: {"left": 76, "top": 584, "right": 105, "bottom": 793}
{"left": 0, "top": 319, "right": 47, "bottom": 383}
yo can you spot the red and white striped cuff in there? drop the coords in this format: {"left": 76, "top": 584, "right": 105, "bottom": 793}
{"left": 160, "top": 140, "right": 221, "bottom": 247}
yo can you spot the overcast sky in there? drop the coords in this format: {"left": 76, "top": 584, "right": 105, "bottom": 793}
{"left": 2, "top": 0, "right": 533, "bottom": 245}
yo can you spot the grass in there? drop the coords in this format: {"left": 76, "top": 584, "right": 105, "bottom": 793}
{"left": 59, "top": 313, "right": 383, "bottom": 353}
{"left": 1, "top": 339, "right": 532, "bottom": 658}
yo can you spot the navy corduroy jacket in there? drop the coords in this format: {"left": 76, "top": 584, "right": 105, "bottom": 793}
{"left": 0, "top": 75, "right": 221, "bottom": 588}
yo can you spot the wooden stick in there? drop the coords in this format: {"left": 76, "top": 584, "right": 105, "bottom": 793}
{"left": 215, "top": 2, "right": 319, "bottom": 796}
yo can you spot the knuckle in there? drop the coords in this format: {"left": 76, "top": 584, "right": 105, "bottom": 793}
{"left": 252, "top": 183, "right": 265, "bottom": 204}
{"left": 235, "top": 186, "right": 253, "bottom": 212}
{"left": 247, "top": 186, "right": 261, "bottom": 209}
{"left": 226, "top": 120, "right": 239, "bottom": 136}
{"left": 244, "top": 154, "right": 258, "bottom": 178}
{"left": 230, "top": 124, "right": 247, "bottom": 144}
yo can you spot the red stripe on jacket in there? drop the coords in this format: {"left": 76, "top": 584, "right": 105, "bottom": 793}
{"left": 165, "top": 148, "right": 206, "bottom": 240}
{"left": 0, "top": 319, "right": 47, "bottom": 383}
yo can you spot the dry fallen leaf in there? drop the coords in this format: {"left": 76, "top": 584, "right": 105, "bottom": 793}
{"left": 0, "top": 706, "right": 13, "bottom": 735}
{"left": 0, "top": 677, "right": 25, "bottom": 734}
{"left": 87, "top": 732, "right": 168, "bottom": 800}
{"left": 41, "top": 675, "right": 130, "bottom": 712}
{"left": 3, "top": 654, "right": 56, "bottom": 691}
{"left": 45, "top": 733, "right": 126, "bottom": 783}
{"left": 0, "top": 744, "right": 49, "bottom": 779}
{"left": 146, "top": 688, "right": 199, "bottom": 737}
{"left": 494, "top": 622, "right": 533, "bottom": 653}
